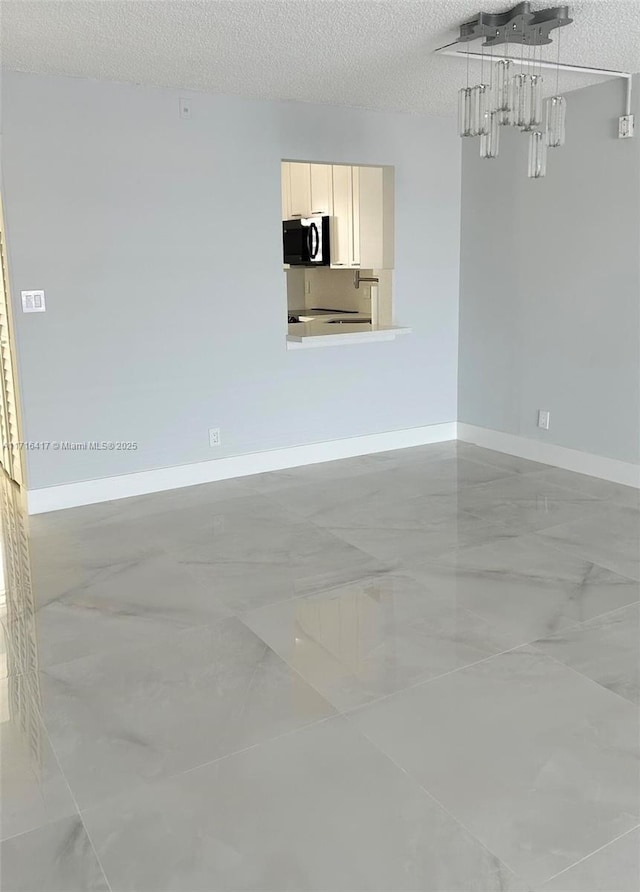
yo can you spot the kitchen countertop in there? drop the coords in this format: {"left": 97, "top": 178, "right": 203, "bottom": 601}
{"left": 287, "top": 320, "right": 411, "bottom": 349}
{"left": 288, "top": 309, "right": 369, "bottom": 323}
{"left": 289, "top": 307, "right": 362, "bottom": 317}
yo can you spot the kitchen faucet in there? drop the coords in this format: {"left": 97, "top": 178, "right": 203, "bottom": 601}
{"left": 354, "top": 270, "right": 379, "bottom": 289}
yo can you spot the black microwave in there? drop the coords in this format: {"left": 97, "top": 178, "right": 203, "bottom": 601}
{"left": 283, "top": 216, "right": 331, "bottom": 266}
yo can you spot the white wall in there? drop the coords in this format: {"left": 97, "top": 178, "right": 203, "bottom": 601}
{"left": 1, "top": 72, "right": 461, "bottom": 490}
{"left": 458, "top": 77, "right": 640, "bottom": 465}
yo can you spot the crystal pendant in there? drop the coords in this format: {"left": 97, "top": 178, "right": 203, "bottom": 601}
{"left": 458, "top": 87, "right": 474, "bottom": 137}
{"left": 497, "top": 88, "right": 513, "bottom": 126}
{"left": 512, "top": 73, "right": 531, "bottom": 128}
{"left": 480, "top": 111, "right": 500, "bottom": 158}
{"left": 527, "top": 74, "right": 544, "bottom": 130}
{"left": 528, "top": 130, "right": 547, "bottom": 178}
{"left": 471, "top": 84, "right": 489, "bottom": 136}
{"left": 545, "top": 95, "right": 566, "bottom": 147}
{"left": 494, "top": 59, "right": 512, "bottom": 113}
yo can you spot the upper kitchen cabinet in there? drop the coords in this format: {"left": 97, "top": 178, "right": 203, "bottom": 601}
{"left": 281, "top": 162, "right": 293, "bottom": 221}
{"left": 282, "top": 162, "right": 334, "bottom": 218}
{"left": 309, "top": 164, "right": 333, "bottom": 217}
{"left": 282, "top": 160, "right": 394, "bottom": 270}
{"left": 358, "top": 166, "right": 394, "bottom": 270}
{"left": 287, "top": 162, "right": 312, "bottom": 218}
{"left": 330, "top": 164, "right": 358, "bottom": 268}
{"left": 331, "top": 164, "right": 393, "bottom": 269}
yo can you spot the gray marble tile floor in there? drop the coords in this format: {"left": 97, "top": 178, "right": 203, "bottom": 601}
{"left": 2, "top": 443, "right": 638, "bottom": 891}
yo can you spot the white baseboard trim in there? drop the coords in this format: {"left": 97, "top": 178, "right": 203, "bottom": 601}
{"left": 26, "top": 422, "right": 458, "bottom": 514}
{"left": 458, "top": 423, "right": 640, "bottom": 489}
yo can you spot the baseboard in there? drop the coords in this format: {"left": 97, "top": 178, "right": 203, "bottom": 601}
{"left": 26, "top": 422, "right": 458, "bottom": 514}
{"left": 458, "top": 423, "right": 640, "bottom": 489}
{"left": 26, "top": 420, "right": 640, "bottom": 514}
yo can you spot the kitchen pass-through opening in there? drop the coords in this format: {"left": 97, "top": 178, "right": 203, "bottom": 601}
{"left": 281, "top": 161, "right": 395, "bottom": 344}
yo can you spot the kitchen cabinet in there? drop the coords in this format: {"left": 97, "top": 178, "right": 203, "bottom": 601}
{"left": 288, "top": 162, "right": 312, "bottom": 218}
{"left": 335, "top": 165, "right": 393, "bottom": 270}
{"left": 282, "top": 162, "right": 333, "bottom": 219}
{"left": 282, "top": 161, "right": 394, "bottom": 269}
{"left": 358, "top": 166, "right": 394, "bottom": 269}
{"left": 309, "top": 164, "right": 333, "bottom": 216}
{"left": 331, "top": 165, "right": 360, "bottom": 268}
{"left": 351, "top": 166, "right": 361, "bottom": 267}
{"left": 281, "top": 162, "right": 292, "bottom": 221}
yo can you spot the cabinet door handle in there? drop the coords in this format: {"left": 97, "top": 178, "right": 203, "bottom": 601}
{"left": 333, "top": 263, "right": 344, "bottom": 266}
{"left": 313, "top": 210, "right": 325, "bottom": 214}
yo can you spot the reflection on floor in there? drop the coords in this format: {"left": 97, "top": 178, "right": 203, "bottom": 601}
{"left": 1, "top": 443, "right": 639, "bottom": 891}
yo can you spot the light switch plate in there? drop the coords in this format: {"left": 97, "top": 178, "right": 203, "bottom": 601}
{"left": 21, "top": 290, "right": 46, "bottom": 313}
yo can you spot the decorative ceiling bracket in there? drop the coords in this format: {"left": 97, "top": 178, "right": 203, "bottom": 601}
{"left": 457, "top": 2, "right": 572, "bottom": 47}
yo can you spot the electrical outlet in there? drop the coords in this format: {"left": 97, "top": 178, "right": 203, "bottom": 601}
{"left": 208, "top": 428, "right": 221, "bottom": 447}
{"left": 537, "top": 410, "right": 550, "bottom": 431}
{"left": 179, "top": 98, "right": 192, "bottom": 119}
{"left": 618, "top": 114, "right": 634, "bottom": 138}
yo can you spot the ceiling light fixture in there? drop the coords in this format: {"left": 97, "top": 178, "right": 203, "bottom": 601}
{"left": 440, "top": 2, "right": 635, "bottom": 178}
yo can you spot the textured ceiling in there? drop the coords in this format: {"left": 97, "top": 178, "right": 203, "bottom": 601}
{"left": 1, "top": 1, "right": 638, "bottom": 116}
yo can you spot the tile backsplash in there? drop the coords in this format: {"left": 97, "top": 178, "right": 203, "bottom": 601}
{"left": 304, "top": 268, "right": 372, "bottom": 314}
{"left": 286, "top": 268, "right": 306, "bottom": 312}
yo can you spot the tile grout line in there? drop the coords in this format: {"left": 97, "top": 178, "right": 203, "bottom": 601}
{"left": 338, "top": 707, "right": 530, "bottom": 887}
{"left": 341, "top": 679, "right": 639, "bottom": 890}
{"left": 334, "top": 640, "right": 536, "bottom": 716}
{"left": 510, "top": 467, "right": 640, "bottom": 506}
{"left": 313, "top": 479, "right": 638, "bottom": 599}
{"left": 454, "top": 464, "right": 634, "bottom": 542}
{"left": 23, "top": 472, "right": 639, "bottom": 701}
{"left": 46, "top": 723, "right": 114, "bottom": 892}
{"left": 334, "top": 635, "right": 560, "bottom": 717}
{"left": 35, "top": 643, "right": 342, "bottom": 831}
{"left": 526, "top": 528, "right": 640, "bottom": 586}
{"left": 535, "top": 823, "right": 640, "bottom": 887}
{"left": 331, "top": 601, "right": 639, "bottom": 716}
{"left": 11, "top": 445, "right": 638, "bottom": 888}
{"left": 11, "top": 643, "right": 635, "bottom": 892}
{"left": 64, "top": 635, "right": 535, "bottom": 838}
{"left": 239, "top": 562, "right": 635, "bottom": 723}
{"left": 527, "top": 640, "right": 640, "bottom": 708}
{"left": 77, "top": 714, "right": 341, "bottom": 822}
{"left": 570, "top": 597, "right": 640, "bottom": 628}
{"left": 31, "top": 609, "right": 636, "bottom": 877}
{"left": 402, "top": 565, "right": 637, "bottom": 658}
{"left": 1, "top": 718, "right": 115, "bottom": 892}
{"left": 393, "top": 526, "right": 639, "bottom": 637}
{"left": 248, "top": 532, "right": 638, "bottom": 890}
{"left": 25, "top": 600, "right": 344, "bottom": 855}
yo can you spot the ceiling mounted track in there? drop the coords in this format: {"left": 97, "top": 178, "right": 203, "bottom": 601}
{"left": 457, "top": 2, "right": 572, "bottom": 47}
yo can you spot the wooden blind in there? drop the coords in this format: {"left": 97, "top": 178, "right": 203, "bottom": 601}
{"left": 0, "top": 202, "right": 23, "bottom": 487}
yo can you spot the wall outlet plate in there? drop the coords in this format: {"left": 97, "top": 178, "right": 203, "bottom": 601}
{"left": 537, "top": 409, "right": 550, "bottom": 430}
{"left": 179, "top": 98, "right": 192, "bottom": 120}
{"left": 209, "top": 428, "right": 221, "bottom": 447}
{"left": 21, "top": 290, "right": 46, "bottom": 312}
{"left": 619, "top": 115, "right": 635, "bottom": 138}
